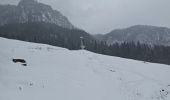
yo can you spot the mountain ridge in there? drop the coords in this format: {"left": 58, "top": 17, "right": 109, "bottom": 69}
{"left": 94, "top": 25, "right": 170, "bottom": 46}
{"left": 0, "top": 0, "right": 74, "bottom": 29}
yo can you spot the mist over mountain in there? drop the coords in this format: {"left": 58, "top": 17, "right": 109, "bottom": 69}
{"left": 0, "top": 0, "right": 74, "bottom": 29}
{"left": 1, "top": 0, "right": 170, "bottom": 47}
{"left": 94, "top": 25, "right": 170, "bottom": 46}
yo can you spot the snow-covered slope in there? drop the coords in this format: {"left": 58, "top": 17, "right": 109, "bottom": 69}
{"left": 0, "top": 37, "right": 170, "bottom": 100}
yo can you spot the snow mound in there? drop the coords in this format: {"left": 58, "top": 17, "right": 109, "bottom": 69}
{"left": 0, "top": 37, "right": 170, "bottom": 100}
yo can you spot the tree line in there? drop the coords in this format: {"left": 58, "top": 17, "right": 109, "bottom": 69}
{"left": 0, "top": 22, "right": 170, "bottom": 65}
{"left": 86, "top": 41, "right": 170, "bottom": 65}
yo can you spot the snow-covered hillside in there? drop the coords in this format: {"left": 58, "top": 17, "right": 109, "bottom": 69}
{"left": 0, "top": 37, "right": 170, "bottom": 100}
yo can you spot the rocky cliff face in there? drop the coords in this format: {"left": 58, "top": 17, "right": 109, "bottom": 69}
{"left": 0, "top": 0, "right": 74, "bottom": 29}
{"left": 95, "top": 25, "right": 170, "bottom": 46}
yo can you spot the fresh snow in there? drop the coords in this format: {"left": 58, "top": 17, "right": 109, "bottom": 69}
{"left": 0, "top": 37, "right": 170, "bottom": 100}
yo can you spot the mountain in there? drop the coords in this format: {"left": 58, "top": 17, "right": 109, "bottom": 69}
{"left": 0, "top": 0, "right": 95, "bottom": 50}
{"left": 0, "top": 0, "right": 74, "bottom": 29}
{"left": 95, "top": 25, "right": 170, "bottom": 46}
{"left": 0, "top": 37, "right": 170, "bottom": 100}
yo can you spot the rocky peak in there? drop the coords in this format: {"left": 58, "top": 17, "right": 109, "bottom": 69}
{"left": 0, "top": 0, "right": 74, "bottom": 29}
{"left": 18, "top": 0, "right": 49, "bottom": 9}
{"left": 19, "top": 0, "right": 37, "bottom": 4}
{"left": 18, "top": 0, "right": 40, "bottom": 7}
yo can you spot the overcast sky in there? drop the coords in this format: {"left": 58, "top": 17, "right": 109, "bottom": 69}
{"left": 0, "top": 0, "right": 170, "bottom": 34}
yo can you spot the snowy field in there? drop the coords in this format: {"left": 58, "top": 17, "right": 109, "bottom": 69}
{"left": 0, "top": 37, "right": 170, "bottom": 100}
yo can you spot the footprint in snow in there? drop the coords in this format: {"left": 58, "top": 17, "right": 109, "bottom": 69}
{"left": 18, "top": 86, "right": 22, "bottom": 91}
{"left": 109, "top": 69, "right": 116, "bottom": 72}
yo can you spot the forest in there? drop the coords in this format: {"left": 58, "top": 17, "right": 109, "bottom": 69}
{"left": 0, "top": 22, "right": 170, "bottom": 65}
